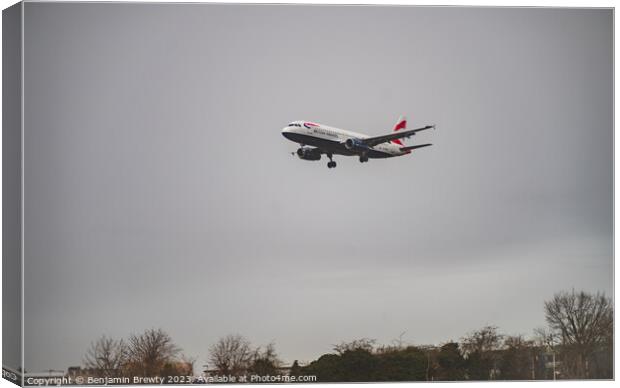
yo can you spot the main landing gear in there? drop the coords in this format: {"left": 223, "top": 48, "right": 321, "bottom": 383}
{"left": 327, "top": 153, "right": 337, "bottom": 169}
{"left": 359, "top": 154, "right": 369, "bottom": 163}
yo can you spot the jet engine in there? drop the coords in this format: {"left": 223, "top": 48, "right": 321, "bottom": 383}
{"left": 344, "top": 138, "right": 370, "bottom": 153}
{"left": 296, "top": 147, "right": 321, "bottom": 161}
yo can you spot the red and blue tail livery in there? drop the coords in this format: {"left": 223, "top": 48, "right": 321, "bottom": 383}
{"left": 391, "top": 116, "right": 407, "bottom": 146}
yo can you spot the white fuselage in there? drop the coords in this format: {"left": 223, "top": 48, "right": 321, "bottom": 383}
{"left": 281, "top": 121, "right": 408, "bottom": 158}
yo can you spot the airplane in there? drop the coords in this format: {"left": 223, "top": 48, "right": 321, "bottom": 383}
{"left": 281, "top": 116, "right": 435, "bottom": 168}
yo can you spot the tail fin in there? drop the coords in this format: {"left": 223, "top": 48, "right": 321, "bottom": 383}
{"left": 391, "top": 115, "right": 407, "bottom": 146}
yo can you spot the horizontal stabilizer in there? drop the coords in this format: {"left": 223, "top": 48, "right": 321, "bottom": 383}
{"left": 362, "top": 125, "right": 435, "bottom": 147}
{"left": 400, "top": 143, "right": 432, "bottom": 152}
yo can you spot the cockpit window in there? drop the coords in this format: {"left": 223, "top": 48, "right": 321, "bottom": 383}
{"left": 288, "top": 123, "right": 302, "bottom": 127}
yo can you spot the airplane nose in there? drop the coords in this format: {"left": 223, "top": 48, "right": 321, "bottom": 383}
{"left": 282, "top": 126, "right": 295, "bottom": 140}
{"left": 281, "top": 126, "right": 294, "bottom": 135}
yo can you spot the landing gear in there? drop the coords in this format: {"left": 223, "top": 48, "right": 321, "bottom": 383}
{"left": 359, "top": 155, "right": 369, "bottom": 163}
{"left": 327, "top": 153, "right": 337, "bottom": 169}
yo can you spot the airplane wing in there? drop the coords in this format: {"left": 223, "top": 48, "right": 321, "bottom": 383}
{"left": 361, "top": 125, "right": 435, "bottom": 147}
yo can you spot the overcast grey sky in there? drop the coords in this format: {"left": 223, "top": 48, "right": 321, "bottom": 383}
{"left": 22, "top": 3, "right": 612, "bottom": 372}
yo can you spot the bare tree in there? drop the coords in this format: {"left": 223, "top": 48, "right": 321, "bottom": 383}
{"left": 209, "top": 334, "right": 253, "bottom": 377}
{"left": 544, "top": 290, "right": 613, "bottom": 378}
{"left": 461, "top": 325, "right": 503, "bottom": 356}
{"left": 180, "top": 354, "right": 196, "bottom": 375}
{"left": 249, "top": 343, "right": 282, "bottom": 376}
{"left": 498, "top": 335, "right": 535, "bottom": 380}
{"left": 461, "top": 326, "right": 503, "bottom": 380}
{"left": 533, "top": 327, "right": 560, "bottom": 349}
{"left": 83, "top": 336, "right": 128, "bottom": 378}
{"left": 125, "top": 328, "right": 181, "bottom": 377}
{"left": 391, "top": 332, "right": 407, "bottom": 349}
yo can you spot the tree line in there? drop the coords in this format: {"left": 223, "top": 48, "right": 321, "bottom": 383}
{"left": 77, "top": 329, "right": 194, "bottom": 379}
{"left": 76, "top": 289, "right": 613, "bottom": 382}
